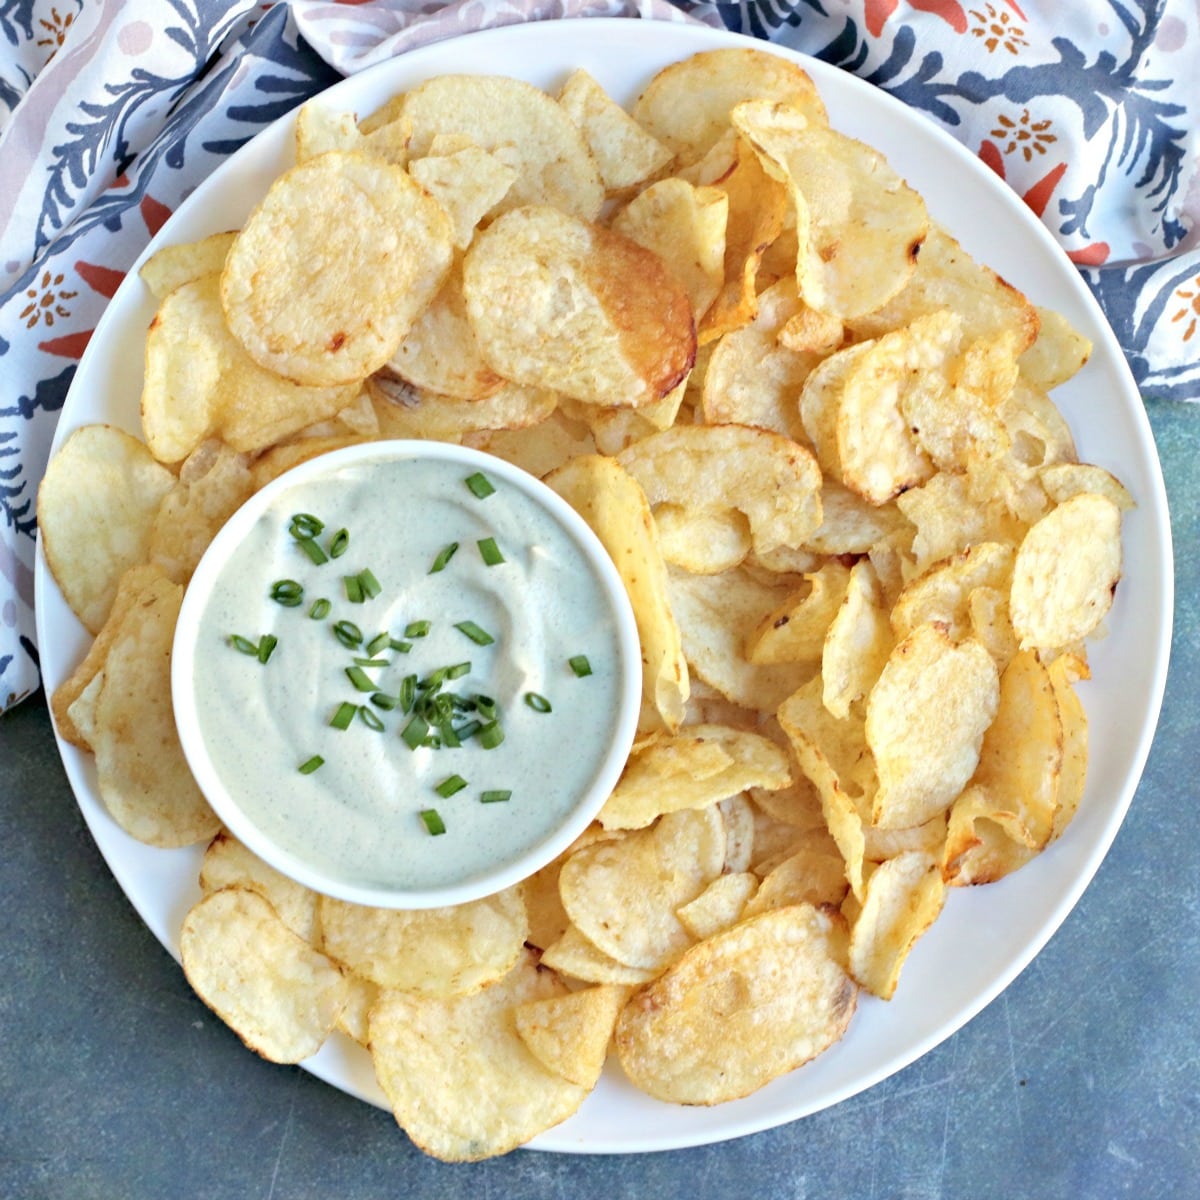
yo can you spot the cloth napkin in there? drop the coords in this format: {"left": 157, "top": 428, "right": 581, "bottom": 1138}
{"left": 1, "top": 0, "right": 1197, "bottom": 714}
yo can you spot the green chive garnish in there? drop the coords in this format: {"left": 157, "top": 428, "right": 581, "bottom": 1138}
{"left": 480, "top": 790, "right": 511, "bottom": 804}
{"left": 330, "top": 701, "right": 358, "bottom": 730}
{"left": 454, "top": 719, "right": 482, "bottom": 741}
{"left": 367, "top": 632, "right": 391, "bottom": 657}
{"left": 420, "top": 809, "right": 446, "bottom": 836}
{"left": 405, "top": 620, "right": 431, "bottom": 638}
{"left": 309, "top": 597, "right": 331, "bottom": 620}
{"left": 298, "top": 755, "right": 324, "bottom": 775}
{"left": 455, "top": 620, "right": 494, "bottom": 646}
{"left": 474, "top": 695, "right": 498, "bottom": 723}
{"left": 270, "top": 579, "right": 304, "bottom": 607}
{"left": 399, "top": 675, "right": 418, "bottom": 713}
{"left": 401, "top": 714, "right": 429, "bottom": 750}
{"left": 390, "top": 637, "right": 413, "bottom": 653}
{"left": 430, "top": 542, "right": 459, "bottom": 573}
{"left": 256, "top": 634, "right": 278, "bottom": 664}
{"left": 329, "top": 528, "right": 350, "bottom": 558}
{"left": 370, "top": 692, "right": 399, "bottom": 711}
{"left": 296, "top": 537, "right": 328, "bottom": 565}
{"left": 229, "top": 634, "right": 259, "bottom": 656}
{"left": 445, "top": 662, "right": 471, "bottom": 680}
{"left": 344, "top": 574, "right": 364, "bottom": 603}
{"left": 346, "top": 666, "right": 376, "bottom": 693}
{"left": 358, "top": 706, "right": 384, "bottom": 732}
{"left": 477, "top": 537, "right": 504, "bottom": 566}
{"left": 353, "top": 657, "right": 390, "bottom": 668}
{"left": 290, "top": 513, "right": 324, "bottom": 539}
{"left": 465, "top": 472, "right": 495, "bottom": 499}
{"left": 357, "top": 568, "right": 381, "bottom": 599}
{"left": 435, "top": 774, "right": 468, "bottom": 799}
{"left": 524, "top": 692, "right": 552, "bottom": 713}
{"left": 478, "top": 722, "right": 505, "bottom": 750}
{"left": 333, "top": 620, "right": 363, "bottom": 648}
{"left": 568, "top": 655, "right": 592, "bottom": 678}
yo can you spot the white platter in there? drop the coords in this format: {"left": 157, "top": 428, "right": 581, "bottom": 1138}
{"left": 34, "top": 18, "right": 1173, "bottom": 1155}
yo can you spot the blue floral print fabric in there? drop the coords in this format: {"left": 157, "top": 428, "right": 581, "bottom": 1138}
{"left": 1, "top": 0, "right": 1197, "bottom": 711}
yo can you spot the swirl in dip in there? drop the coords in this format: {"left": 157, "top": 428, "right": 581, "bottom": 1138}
{"left": 173, "top": 442, "right": 639, "bottom": 908}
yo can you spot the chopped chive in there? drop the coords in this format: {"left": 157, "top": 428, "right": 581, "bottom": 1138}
{"left": 420, "top": 809, "right": 446, "bottom": 836}
{"left": 390, "top": 638, "right": 413, "bottom": 653}
{"left": 401, "top": 713, "right": 429, "bottom": 750}
{"left": 399, "top": 675, "right": 417, "bottom": 714}
{"left": 358, "top": 705, "right": 385, "bottom": 732}
{"left": 524, "top": 692, "right": 552, "bottom": 713}
{"left": 429, "top": 542, "right": 459, "bottom": 573}
{"left": 333, "top": 620, "right": 363, "bottom": 648}
{"left": 445, "top": 662, "right": 471, "bottom": 680}
{"left": 256, "top": 634, "right": 278, "bottom": 664}
{"left": 478, "top": 721, "right": 505, "bottom": 750}
{"left": 328, "top": 528, "right": 350, "bottom": 559}
{"left": 422, "top": 666, "right": 448, "bottom": 691}
{"left": 346, "top": 666, "right": 376, "bottom": 693}
{"left": 435, "top": 774, "right": 468, "bottom": 799}
{"left": 296, "top": 537, "right": 328, "bottom": 565}
{"left": 357, "top": 568, "right": 382, "bottom": 600}
{"left": 330, "top": 701, "right": 358, "bottom": 730}
{"left": 298, "top": 755, "right": 325, "bottom": 775}
{"left": 366, "top": 632, "right": 391, "bottom": 657}
{"left": 455, "top": 620, "right": 494, "bottom": 646}
{"left": 465, "top": 471, "right": 495, "bottom": 499}
{"left": 370, "top": 692, "right": 399, "bottom": 711}
{"left": 453, "top": 719, "right": 482, "bottom": 741}
{"left": 270, "top": 579, "right": 304, "bottom": 607}
{"left": 474, "top": 694, "right": 498, "bottom": 723}
{"left": 309, "top": 597, "right": 331, "bottom": 620}
{"left": 568, "top": 654, "right": 593, "bottom": 678}
{"left": 405, "top": 620, "right": 431, "bottom": 638}
{"left": 480, "top": 790, "right": 511, "bottom": 804}
{"left": 353, "top": 657, "right": 390, "bottom": 668}
{"left": 344, "top": 574, "right": 364, "bottom": 604}
{"left": 439, "top": 723, "right": 462, "bottom": 749}
{"left": 477, "top": 537, "right": 505, "bottom": 567}
{"left": 290, "top": 513, "right": 324, "bottom": 540}
{"left": 229, "top": 634, "right": 259, "bottom": 656}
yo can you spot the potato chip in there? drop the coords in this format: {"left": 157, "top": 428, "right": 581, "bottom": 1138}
{"left": 779, "top": 300, "right": 844, "bottom": 356}
{"left": 38, "top": 424, "right": 176, "bottom": 633}
{"left": 546, "top": 454, "right": 689, "bottom": 731}
{"left": 539, "top": 924, "right": 661, "bottom": 986}
{"left": 463, "top": 410, "right": 595, "bottom": 478}
{"left": 138, "top": 231, "right": 237, "bottom": 300}
{"left": 611, "top": 177, "right": 727, "bottom": 321}
{"left": 91, "top": 566, "right": 220, "bottom": 847}
{"left": 1010, "top": 492, "right": 1122, "bottom": 651}
{"left": 400, "top": 74, "right": 604, "bottom": 219}
{"left": 598, "top": 725, "right": 790, "bottom": 830}
{"left": 632, "top": 48, "right": 827, "bottom": 165}
{"left": 294, "top": 102, "right": 363, "bottom": 163}
{"left": 318, "top": 886, "right": 527, "bottom": 996}
{"left": 560, "top": 806, "right": 725, "bottom": 970}
{"left": 370, "top": 949, "right": 588, "bottom": 1161}
{"left": 719, "top": 792, "right": 757, "bottom": 872}
{"left": 1040, "top": 462, "right": 1134, "bottom": 511}
{"left": 676, "top": 871, "right": 758, "bottom": 940}
{"left": 847, "top": 850, "right": 944, "bottom": 999}
{"left": 615, "top": 904, "right": 855, "bottom": 1105}
{"left": 746, "top": 562, "right": 851, "bottom": 665}
{"left": 942, "top": 784, "right": 1036, "bottom": 886}
{"left": 1047, "top": 654, "right": 1088, "bottom": 841}
{"left": 861, "top": 814, "right": 947, "bottom": 864}
{"left": 890, "top": 541, "right": 1015, "bottom": 642}
{"left": 970, "top": 649, "right": 1063, "bottom": 850}
{"left": 181, "top": 887, "right": 346, "bottom": 1064}
{"left": 822, "top": 559, "right": 894, "bottom": 719}
{"left": 463, "top": 205, "right": 695, "bottom": 408}
{"left": 619, "top": 424, "right": 822, "bottom": 556}
{"left": 222, "top": 151, "right": 455, "bottom": 387}
{"left": 407, "top": 143, "right": 518, "bottom": 250}
{"left": 514, "top": 982, "right": 630, "bottom": 1089}
{"left": 798, "top": 340, "right": 873, "bottom": 479}
{"left": 655, "top": 504, "right": 752, "bottom": 575}
{"left": 865, "top": 623, "right": 999, "bottom": 830}
{"left": 199, "top": 831, "right": 319, "bottom": 944}
{"left": 337, "top": 972, "right": 381, "bottom": 1046}
{"left": 896, "top": 471, "right": 1019, "bottom": 576}
{"left": 1019, "top": 305, "right": 1091, "bottom": 390}
{"left": 743, "top": 833, "right": 849, "bottom": 915}
{"left": 63, "top": 670, "right": 104, "bottom": 751}
{"left": 558, "top": 68, "right": 673, "bottom": 193}
{"left": 368, "top": 374, "right": 556, "bottom": 442}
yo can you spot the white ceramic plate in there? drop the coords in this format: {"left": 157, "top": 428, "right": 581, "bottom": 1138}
{"left": 35, "top": 18, "right": 1173, "bottom": 1155}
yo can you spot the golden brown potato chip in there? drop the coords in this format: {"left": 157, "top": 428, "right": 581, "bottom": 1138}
{"left": 38, "top": 424, "right": 176, "bottom": 633}
{"left": 896, "top": 471, "right": 1020, "bottom": 576}
{"left": 337, "top": 972, "right": 381, "bottom": 1047}
{"left": 181, "top": 887, "right": 347, "bottom": 1064}
{"left": 743, "top": 834, "right": 849, "bottom": 915}
{"left": 91, "top": 566, "right": 220, "bottom": 847}
{"left": 370, "top": 949, "right": 588, "bottom": 1161}
{"left": 797, "top": 340, "right": 873, "bottom": 480}
{"left": 368, "top": 374, "right": 556, "bottom": 441}
{"left": 463, "top": 205, "right": 695, "bottom": 408}
{"left": 514, "top": 982, "right": 629, "bottom": 1089}
{"left": 654, "top": 504, "right": 752, "bottom": 575}
{"left": 560, "top": 807, "right": 725, "bottom": 970}
{"left": 676, "top": 871, "right": 761, "bottom": 939}
{"left": 138, "top": 231, "right": 237, "bottom": 300}
{"left": 865, "top": 623, "right": 999, "bottom": 830}
{"left": 1047, "top": 654, "right": 1088, "bottom": 841}
{"left": 318, "top": 886, "right": 527, "bottom": 996}
{"left": 942, "top": 784, "right": 1036, "bottom": 886}
{"left": 400, "top": 74, "right": 604, "bottom": 219}
{"left": 615, "top": 904, "right": 855, "bottom": 1105}
{"left": 890, "top": 541, "right": 1015, "bottom": 642}
{"left": 632, "top": 48, "right": 827, "bottom": 165}
{"left": 822, "top": 559, "right": 894, "bottom": 720}
{"left": 848, "top": 850, "right": 945, "bottom": 999}
{"left": 557, "top": 68, "right": 673, "bottom": 193}
{"left": 222, "top": 150, "right": 455, "bottom": 386}
{"left": 294, "top": 102, "right": 363, "bottom": 163}
{"left": 407, "top": 143, "right": 518, "bottom": 250}
{"left": 1019, "top": 305, "right": 1091, "bottom": 390}
{"left": 546, "top": 454, "right": 689, "bottom": 731}
{"left": 540, "top": 924, "right": 661, "bottom": 985}
{"left": 1039, "top": 462, "right": 1134, "bottom": 512}
{"left": 1010, "top": 492, "right": 1122, "bottom": 651}
{"left": 746, "top": 562, "right": 851, "bottom": 665}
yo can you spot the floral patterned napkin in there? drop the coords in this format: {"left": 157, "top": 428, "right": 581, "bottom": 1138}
{"left": 1, "top": 0, "right": 1196, "bottom": 713}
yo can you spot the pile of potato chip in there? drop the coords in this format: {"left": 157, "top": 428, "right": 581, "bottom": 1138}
{"left": 40, "top": 47, "right": 1131, "bottom": 1160}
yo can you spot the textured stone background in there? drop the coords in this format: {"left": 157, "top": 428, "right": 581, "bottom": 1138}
{"left": 2, "top": 403, "right": 1195, "bottom": 1200}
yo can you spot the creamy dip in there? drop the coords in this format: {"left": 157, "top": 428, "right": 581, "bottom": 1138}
{"left": 179, "top": 443, "right": 637, "bottom": 901}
